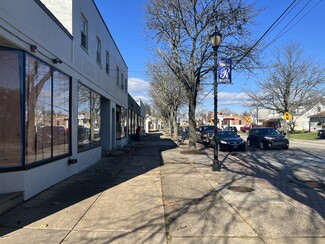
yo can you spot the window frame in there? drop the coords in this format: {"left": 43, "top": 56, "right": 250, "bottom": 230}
{"left": 96, "top": 36, "right": 101, "bottom": 65}
{"left": 77, "top": 83, "right": 101, "bottom": 152}
{"left": 81, "top": 14, "right": 88, "bottom": 50}
{"left": 24, "top": 53, "right": 71, "bottom": 169}
{"left": 105, "top": 51, "right": 110, "bottom": 75}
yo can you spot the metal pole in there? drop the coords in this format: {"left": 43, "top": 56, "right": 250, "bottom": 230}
{"left": 212, "top": 45, "right": 220, "bottom": 171}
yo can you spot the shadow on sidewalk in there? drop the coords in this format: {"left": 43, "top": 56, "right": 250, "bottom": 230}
{"left": 0, "top": 133, "right": 177, "bottom": 242}
{"left": 230, "top": 148, "right": 325, "bottom": 220}
{"left": 161, "top": 145, "right": 324, "bottom": 239}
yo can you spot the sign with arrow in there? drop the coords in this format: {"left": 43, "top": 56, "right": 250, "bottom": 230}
{"left": 245, "top": 116, "right": 252, "bottom": 122}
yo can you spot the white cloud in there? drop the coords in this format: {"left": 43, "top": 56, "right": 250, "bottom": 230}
{"left": 128, "top": 77, "right": 150, "bottom": 103}
{"left": 128, "top": 77, "right": 149, "bottom": 93}
{"left": 202, "top": 92, "right": 249, "bottom": 105}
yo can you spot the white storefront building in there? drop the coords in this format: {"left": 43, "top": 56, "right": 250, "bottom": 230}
{"left": 0, "top": 0, "right": 133, "bottom": 200}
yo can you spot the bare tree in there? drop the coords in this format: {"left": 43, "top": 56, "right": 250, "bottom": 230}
{"left": 144, "top": 103, "right": 152, "bottom": 116}
{"left": 246, "top": 42, "right": 325, "bottom": 131}
{"left": 148, "top": 60, "right": 186, "bottom": 141}
{"left": 145, "top": 0, "right": 260, "bottom": 150}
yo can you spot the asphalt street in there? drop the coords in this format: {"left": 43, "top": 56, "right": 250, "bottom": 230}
{"left": 0, "top": 132, "right": 324, "bottom": 243}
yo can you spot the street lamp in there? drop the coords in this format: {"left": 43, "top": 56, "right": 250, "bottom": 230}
{"left": 210, "top": 30, "right": 222, "bottom": 171}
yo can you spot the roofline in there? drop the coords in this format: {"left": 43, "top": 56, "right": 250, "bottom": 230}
{"left": 92, "top": 0, "right": 128, "bottom": 70}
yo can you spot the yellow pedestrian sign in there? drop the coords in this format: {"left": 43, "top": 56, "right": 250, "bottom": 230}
{"left": 283, "top": 112, "right": 292, "bottom": 120}
{"left": 245, "top": 116, "right": 252, "bottom": 123}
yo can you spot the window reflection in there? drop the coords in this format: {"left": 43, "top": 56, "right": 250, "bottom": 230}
{"left": 116, "top": 106, "right": 127, "bottom": 139}
{"left": 25, "top": 54, "right": 70, "bottom": 165}
{"left": 91, "top": 92, "right": 101, "bottom": 145}
{"left": 78, "top": 83, "right": 101, "bottom": 150}
{"left": 25, "top": 55, "right": 52, "bottom": 164}
{"left": 0, "top": 49, "right": 23, "bottom": 168}
{"left": 53, "top": 70, "right": 70, "bottom": 157}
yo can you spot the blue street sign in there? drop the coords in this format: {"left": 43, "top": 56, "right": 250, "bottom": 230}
{"left": 218, "top": 58, "right": 232, "bottom": 83}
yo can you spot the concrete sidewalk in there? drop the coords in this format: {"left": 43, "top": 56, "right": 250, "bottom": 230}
{"left": 0, "top": 132, "right": 324, "bottom": 243}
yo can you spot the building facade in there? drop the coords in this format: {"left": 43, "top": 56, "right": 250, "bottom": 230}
{"left": 0, "top": 0, "right": 135, "bottom": 200}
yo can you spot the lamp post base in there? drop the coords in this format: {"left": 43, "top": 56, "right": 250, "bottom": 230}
{"left": 212, "top": 159, "right": 221, "bottom": 171}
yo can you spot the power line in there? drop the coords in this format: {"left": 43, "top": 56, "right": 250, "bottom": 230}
{"left": 265, "top": 0, "right": 321, "bottom": 48}
{"left": 232, "top": 0, "right": 298, "bottom": 69}
{"left": 197, "top": 0, "right": 300, "bottom": 105}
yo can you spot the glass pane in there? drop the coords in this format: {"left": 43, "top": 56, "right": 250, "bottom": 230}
{"left": 128, "top": 110, "right": 132, "bottom": 135}
{"left": 78, "top": 83, "right": 91, "bottom": 150}
{"left": 0, "top": 49, "right": 23, "bottom": 168}
{"left": 91, "top": 91, "right": 101, "bottom": 145}
{"left": 116, "top": 106, "right": 121, "bottom": 139}
{"left": 121, "top": 107, "right": 127, "bottom": 138}
{"left": 25, "top": 55, "right": 52, "bottom": 164}
{"left": 52, "top": 70, "right": 70, "bottom": 156}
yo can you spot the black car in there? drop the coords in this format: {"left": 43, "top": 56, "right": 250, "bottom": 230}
{"left": 196, "top": 125, "right": 216, "bottom": 145}
{"left": 318, "top": 129, "right": 325, "bottom": 139}
{"left": 209, "top": 130, "right": 246, "bottom": 151}
{"left": 247, "top": 127, "right": 289, "bottom": 150}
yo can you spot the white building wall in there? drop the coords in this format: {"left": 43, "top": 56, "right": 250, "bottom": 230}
{"left": 295, "top": 104, "right": 325, "bottom": 131}
{"left": 0, "top": 0, "right": 128, "bottom": 200}
{"left": 71, "top": 0, "right": 128, "bottom": 108}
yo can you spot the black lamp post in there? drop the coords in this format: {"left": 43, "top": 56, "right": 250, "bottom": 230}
{"left": 210, "top": 31, "right": 222, "bottom": 172}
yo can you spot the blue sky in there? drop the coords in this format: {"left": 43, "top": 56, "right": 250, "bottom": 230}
{"left": 94, "top": 0, "right": 325, "bottom": 114}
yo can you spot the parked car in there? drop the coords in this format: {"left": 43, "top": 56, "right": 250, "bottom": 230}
{"left": 196, "top": 125, "right": 217, "bottom": 145}
{"left": 247, "top": 127, "right": 289, "bottom": 150}
{"left": 317, "top": 129, "right": 325, "bottom": 139}
{"left": 240, "top": 124, "right": 256, "bottom": 133}
{"left": 224, "top": 126, "right": 238, "bottom": 133}
{"left": 209, "top": 130, "right": 246, "bottom": 151}
{"left": 40, "top": 125, "right": 68, "bottom": 145}
{"left": 78, "top": 126, "right": 90, "bottom": 145}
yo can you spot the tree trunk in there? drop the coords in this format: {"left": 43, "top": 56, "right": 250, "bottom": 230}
{"left": 168, "top": 119, "right": 172, "bottom": 137}
{"left": 173, "top": 109, "right": 178, "bottom": 141}
{"left": 188, "top": 96, "right": 197, "bottom": 150}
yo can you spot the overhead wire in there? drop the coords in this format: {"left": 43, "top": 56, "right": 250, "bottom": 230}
{"left": 232, "top": 0, "right": 298, "bottom": 70}
{"left": 197, "top": 0, "right": 320, "bottom": 106}
{"left": 265, "top": 0, "right": 321, "bottom": 48}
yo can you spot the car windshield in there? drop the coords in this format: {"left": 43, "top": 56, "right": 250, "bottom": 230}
{"left": 217, "top": 131, "right": 237, "bottom": 139}
{"left": 201, "top": 126, "right": 215, "bottom": 132}
{"left": 260, "top": 128, "right": 280, "bottom": 135}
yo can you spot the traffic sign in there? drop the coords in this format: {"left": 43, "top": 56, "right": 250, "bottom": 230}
{"left": 283, "top": 112, "right": 292, "bottom": 120}
{"left": 245, "top": 116, "right": 252, "bottom": 122}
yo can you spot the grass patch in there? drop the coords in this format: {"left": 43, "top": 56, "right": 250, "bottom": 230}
{"left": 289, "top": 132, "right": 318, "bottom": 140}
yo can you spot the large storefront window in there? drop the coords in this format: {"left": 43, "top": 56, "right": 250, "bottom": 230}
{"left": 128, "top": 109, "right": 132, "bottom": 136}
{"left": 91, "top": 92, "right": 101, "bottom": 145}
{"left": 115, "top": 105, "right": 127, "bottom": 139}
{"left": 52, "top": 70, "right": 70, "bottom": 156}
{"left": 121, "top": 107, "right": 127, "bottom": 138}
{"left": 116, "top": 106, "right": 121, "bottom": 139}
{"left": 25, "top": 54, "right": 70, "bottom": 165}
{"left": 0, "top": 49, "right": 23, "bottom": 168}
{"left": 78, "top": 83, "right": 101, "bottom": 151}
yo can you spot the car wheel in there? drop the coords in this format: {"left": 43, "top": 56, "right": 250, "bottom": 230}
{"left": 218, "top": 143, "right": 222, "bottom": 151}
{"left": 247, "top": 139, "right": 251, "bottom": 147}
{"left": 259, "top": 141, "right": 265, "bottom": 150}
{"left": 242, "top": 143, "right": 246, "bottom": 151}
